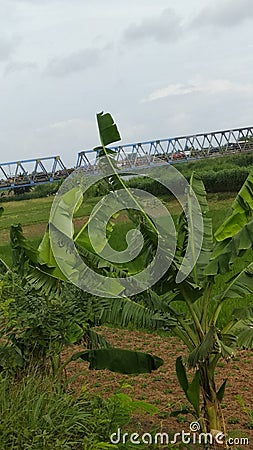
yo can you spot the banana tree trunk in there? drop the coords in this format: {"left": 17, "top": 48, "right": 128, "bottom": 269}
{"left": 199, "top": 363, "right": 225, "bottom": 445}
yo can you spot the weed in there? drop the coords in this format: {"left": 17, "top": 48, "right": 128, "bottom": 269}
{"left": 228, "top": 417, "right": 240, "bottom": 424}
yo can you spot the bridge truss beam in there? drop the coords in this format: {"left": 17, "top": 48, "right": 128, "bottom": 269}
{"left": 0, "top": 156, "right": 70, "bottom": 191}
{"left": 76, "top": 125, "right": 253, "bottom": 173}
{"left": 1, "top": 125, "right": 253, "bottom": 191}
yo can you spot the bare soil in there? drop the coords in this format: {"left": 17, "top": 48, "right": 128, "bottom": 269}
{"left": 63, "top": 326, "right": 253, "bottom": 447}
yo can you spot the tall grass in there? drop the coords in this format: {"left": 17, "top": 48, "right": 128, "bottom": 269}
{"left": 0, "top": 371, "right": 91, "bottom": 449}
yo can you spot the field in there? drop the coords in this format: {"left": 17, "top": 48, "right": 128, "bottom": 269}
{"left": 1, "top": 189, "right": 253, "bottom": 449}
{"left": 0, "top": 191, "right": 236, "bottom": 258}
{"left": 0, "top": 195, "right": 101, "bottom": 264}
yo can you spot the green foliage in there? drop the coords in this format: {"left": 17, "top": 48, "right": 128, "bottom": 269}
{"left": 1, "top": 274, "right": 165, "bottom": 401}
{"left": 96, "top": 111, "right": 121, "bottom": 147}
{"left": 127, "top": 166, "right": 251, "bottom": 195}
{"left": 0, "top": 372, "right": 155, "bottom": 450}
{"left": 0, "top": 182, "right": 60, "bottom": 203}
{"left": 0, "top": 275, "right": 91, "bottom": 376}
{"left": 202, "top": 167, "right": 249, "bottom": 193}
{"left": 0, "top": 373, "right": 90, "bottom": 449}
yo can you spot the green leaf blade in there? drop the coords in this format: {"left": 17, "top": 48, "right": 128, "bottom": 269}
{"left": 96, "top": 112, "right": 121, "bottom": 147}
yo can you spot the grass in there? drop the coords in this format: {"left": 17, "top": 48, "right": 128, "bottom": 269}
{"left": 0, "top": 195, "right": 104, "bottom": 232}
{"left": 0, "top": 196, "right": 54, "bottom": 231}
{"left": 0, "top": 371, "right": 91, "bottom": 450}
{"left": 0, "top": 194, "right": 106, "bottom": 265}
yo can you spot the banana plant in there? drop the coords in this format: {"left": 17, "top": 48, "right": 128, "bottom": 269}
{"left": 73, "top": 113, "right": 253, "bottom": 438}
{"left": 7, "top": 113, "right": 253, "bottom": 441}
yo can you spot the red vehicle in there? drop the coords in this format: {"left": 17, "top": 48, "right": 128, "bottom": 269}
{"left": 172, "top": 152, "right": 185, "bottom": 160}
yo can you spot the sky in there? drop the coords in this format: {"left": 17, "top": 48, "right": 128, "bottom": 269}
{"left": 0, "top": 0, "right": 253, "bottom": 167}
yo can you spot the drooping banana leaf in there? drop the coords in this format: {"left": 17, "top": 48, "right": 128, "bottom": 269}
{"left": 97, "top": 294, "right": 176, "bottom": 331}
{"left": 217, "top": 332, "right": 237, "bottom": 359}
{"left": 38, "top": 226, "right": 60, "bottom": 268}
{"left": 10, "top": 224, "right": 38, "bottom": 276}
{"left": 72, "top": 347, "right": 163, "bottom": 374}
{"left": 10, "top": 224, "right": 67, "bottom": 294}
{"left": 86, "top": 329, "right": 111, "bottom": 350}
{"left": 188, "top": 326, "right": 217, "bottom": 368}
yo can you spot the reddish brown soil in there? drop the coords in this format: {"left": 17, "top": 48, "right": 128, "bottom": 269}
{"left": 63, "top": 326, "right": 253, "bottom": 448}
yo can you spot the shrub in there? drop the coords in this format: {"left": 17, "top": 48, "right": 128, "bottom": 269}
{"left": 201, "top": 167, "right": 250, "bottom": 192}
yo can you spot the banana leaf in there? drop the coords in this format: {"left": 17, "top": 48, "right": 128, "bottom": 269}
{"left": 96, "top": 112, "right": 121, "bottom": 147}
{"left": 215, "top": 171, "right": 253, "bottom": 242}
{"left": 176, "top": 356, "right": 200, "bottom": 416}
{"left": 72, "top": 348, "right": 163, "bottom": 374}
{"left": 220, "top": 262, "right": 253, "bottom": 300}
{"left": 176, "top": 172, "right": 212, "bottom": 284}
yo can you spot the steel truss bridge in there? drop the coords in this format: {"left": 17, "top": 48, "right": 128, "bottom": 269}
{"left": 1, "top": 125, "right": 253, "bottom": 191}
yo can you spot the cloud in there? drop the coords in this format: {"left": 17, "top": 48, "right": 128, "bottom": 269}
{"left": 191, "top": 0, "right": 253, "bottom": 29}
{"left": 123, "top": 7, "right": 182, "bottom": 44}
{"left": 122, "top": 1, "right": 253, "bottom": 47}
{"left": 4, "top": 60, "right": 37, "bottom": 75}
{"left": 143, "top": 79, "right": 253, "bottom": 102}
{"left": 0, "top": 35, "right": 17, "bottom": 62}
{"left": 45, "top": 47, "right": 101, "bottom": 77}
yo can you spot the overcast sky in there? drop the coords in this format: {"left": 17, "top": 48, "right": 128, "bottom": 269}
{"left": 0, "top": 0, "right": 253, "bottom": 167}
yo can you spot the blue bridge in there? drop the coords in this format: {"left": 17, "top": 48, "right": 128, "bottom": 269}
{"left": 1, "top": 125, "right": 253, "bottom": 191}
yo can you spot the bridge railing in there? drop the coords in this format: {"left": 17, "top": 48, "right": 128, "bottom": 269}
{"left": 1, "top": 125, "right": 253, "bottom": 191}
